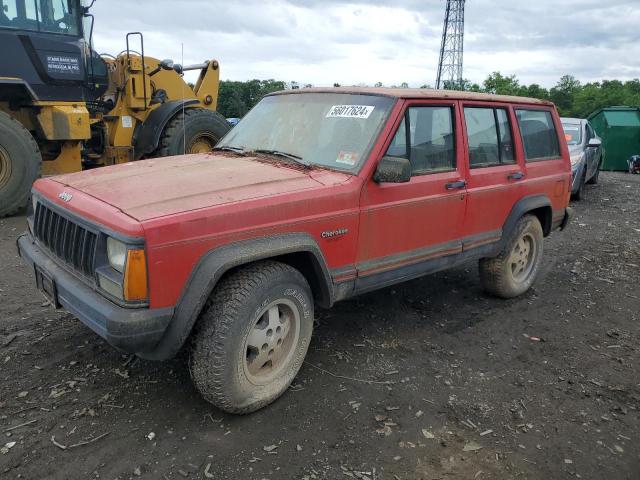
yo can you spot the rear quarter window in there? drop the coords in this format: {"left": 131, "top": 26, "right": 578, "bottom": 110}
{"left": 516, "top": 109, "right": 561, "bottom": 161}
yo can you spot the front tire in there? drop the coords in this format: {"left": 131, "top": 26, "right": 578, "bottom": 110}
{"left": 189, "top": 261, "right": 314, "bottom": 414}
{"left": 479, "top": 215, "right": 544, "bottom": 299}
{"left": 155, "top": 108, "right": 230, "bottom": 157}
{"left": 586, "top": 157, "right": 601, "bottom": 185}
{"left": 0, "top": 111, "right": 41, "bottom": 218}
{"left": 572, "top": 168, "right": 586, "bottom": 201}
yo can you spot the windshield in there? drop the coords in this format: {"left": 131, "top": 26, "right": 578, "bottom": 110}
{"left": 217, "top": 93, "right": 396, "bottom": 173}
{"left": 0, "top": 0, "right": 80, "bottom": 36}
{"left": 562, "top": 123, "right": 582, "bottom": 145}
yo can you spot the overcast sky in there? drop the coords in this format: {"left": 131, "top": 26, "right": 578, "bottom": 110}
{"left": 91, "top": 0, "right": 640, "bottom": 88}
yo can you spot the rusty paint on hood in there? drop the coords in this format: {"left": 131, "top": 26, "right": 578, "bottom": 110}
{"left": 50, "top": 153, "right": 350, "bottom": 221}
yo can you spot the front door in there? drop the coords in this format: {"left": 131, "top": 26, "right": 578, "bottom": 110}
{"left": 356, "top": 100, "right": 467, "bottom": 292}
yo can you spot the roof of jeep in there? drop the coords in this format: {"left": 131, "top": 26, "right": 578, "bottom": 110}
{"left": 267, "top": 87, "right": 553, "bottom": 106}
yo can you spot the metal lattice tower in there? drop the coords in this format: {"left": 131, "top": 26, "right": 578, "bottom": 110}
{"left": 435, "top": 0, "right": 466, "bottom": 89}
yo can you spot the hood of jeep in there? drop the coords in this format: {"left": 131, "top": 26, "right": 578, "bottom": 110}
{"left": 51, "top": 154, "right": 350, "bottom": 221}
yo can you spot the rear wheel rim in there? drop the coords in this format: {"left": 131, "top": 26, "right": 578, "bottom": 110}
{"left": 0, "top": 145, "right": 12, "bottom": 189}
{"left": 243, "top": 299, "right": 301, "bottom": 386}
{"left": 187, "top": 133, "right": 217, "bottom": 154}
{"left": 509, "top": 232, "right": 537, "bottom": 282}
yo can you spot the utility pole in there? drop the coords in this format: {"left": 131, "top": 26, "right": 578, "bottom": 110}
{"left": 435, "top": 0, "right": 466, "bottom": 89}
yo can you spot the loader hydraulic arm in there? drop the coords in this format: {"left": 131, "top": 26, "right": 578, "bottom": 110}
{"left": 190, "top": 60, "right": 220, "bottom": 110}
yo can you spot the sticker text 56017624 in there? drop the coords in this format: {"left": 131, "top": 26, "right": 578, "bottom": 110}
{"left": 326, "top": 105, "right": 375, "bottom": 119}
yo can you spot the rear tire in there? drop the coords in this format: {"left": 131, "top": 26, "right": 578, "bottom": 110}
{"left": 0, "top": 111, "right": 41, "bottom": 218}
{"left": 189, "top": 261, "right": 314, "bottom": 414}
{"left": 479, "top": 215, "right": 544, "bottom": 299}
{"left": 155, "top": 108, "right": 230, "bottom": 157}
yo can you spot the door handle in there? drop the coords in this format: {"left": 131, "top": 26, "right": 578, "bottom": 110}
{"left": 445, "top": 180, "right": 466, "bottom": 190}
{"left": 507, "top": 172, "right": 524, "bottom": 180}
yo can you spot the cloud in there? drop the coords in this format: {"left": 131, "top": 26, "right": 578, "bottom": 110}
{"left": 90, "top": 0, "right": 640, "bottom": 88}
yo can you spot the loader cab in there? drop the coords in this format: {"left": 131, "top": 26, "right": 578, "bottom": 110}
{"left": 0, "top": 0, "right": 107, "bottom": 102}
{"left": 0, "top": 0, "right": 81, "bottom": 34}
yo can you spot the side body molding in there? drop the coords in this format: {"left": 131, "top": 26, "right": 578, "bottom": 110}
{"left": 140, "top": 233, "right": 333, "bottom": 360}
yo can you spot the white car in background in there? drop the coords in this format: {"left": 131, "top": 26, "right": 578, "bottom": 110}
{"left": 561, "top": 117, "right": 603, "bottom": 200}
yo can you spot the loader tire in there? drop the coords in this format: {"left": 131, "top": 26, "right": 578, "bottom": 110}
{"left": 155, "top": 108, "right": 230, "bottom": 157}
{"left": 0, "top": 111, "right": 41, "bottom": 218}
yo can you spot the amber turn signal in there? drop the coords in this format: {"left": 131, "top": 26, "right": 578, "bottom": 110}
{"left": 123, "top": 249, "right": 148, "bottom": 302}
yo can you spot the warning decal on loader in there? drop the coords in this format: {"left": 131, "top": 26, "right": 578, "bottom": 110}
{"left": 46, "top": 55, "right": 81, "bottom": 76}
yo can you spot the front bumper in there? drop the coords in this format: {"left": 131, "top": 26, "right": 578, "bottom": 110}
{"left": 17, "top": 233, "right": 174, "bottom": 355}
{"left": 571, "top": 161, "right": 586, "bottom": 194}
{"left": 560, "top": 206, "right": 573, "bottom": 230}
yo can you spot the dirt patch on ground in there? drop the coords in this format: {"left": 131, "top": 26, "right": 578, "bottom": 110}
{"left": 1, "top": 172, "right": 639, "bottom": 479}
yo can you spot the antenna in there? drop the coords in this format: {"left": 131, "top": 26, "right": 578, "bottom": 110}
{"left": 435, "top": 0, "right": 466, "bottom": 90}
{"left": 181, "top": 42, "right": 186, "bottom": 155}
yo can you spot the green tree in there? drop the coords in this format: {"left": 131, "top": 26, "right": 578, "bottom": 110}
{"left": 482, "top": 72, "right": 521, "bottom": 95}
{"left": 549, "top": 75, "right": 581, "bottom": 115}
{"left": 217, "top": 79, "right": 286, "bottom": 118}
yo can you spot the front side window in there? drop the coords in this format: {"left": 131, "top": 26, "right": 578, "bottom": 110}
{"left": 516, "top": 109, "right": 561, "bottom": 161}
{"left": 464, "top": 107, "right": 515, "bottom": 168}
{"left": 217, "top": 93, "right": 395, "bottom": 173}
{"left": 586, "top": 123, "right": 595, "bottom": 141}
{"left": 385, "top": 106, "right": 456, "bottom": 176}
{"left": 0, "top": 0, "right": 79, "bottom": 35}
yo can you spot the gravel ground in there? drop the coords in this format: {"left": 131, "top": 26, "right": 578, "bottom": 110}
{"left": 0, "top": 172, "right": 639, "bottom": 480}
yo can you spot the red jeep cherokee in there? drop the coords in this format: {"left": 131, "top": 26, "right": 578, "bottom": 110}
{"left": 18, "top": 88, "right": 572, "bottom": 413}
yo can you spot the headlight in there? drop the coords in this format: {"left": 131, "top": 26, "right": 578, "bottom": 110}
{"left": 107, "top": 237, "right": 127, "bottom": 273}
{"left": 570, "top": 153, "right": 583, "bottom": 166}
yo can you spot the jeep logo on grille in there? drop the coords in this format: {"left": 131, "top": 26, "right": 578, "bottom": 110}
{"left": 58, "top": 192, "right": 73, "bottom": 202}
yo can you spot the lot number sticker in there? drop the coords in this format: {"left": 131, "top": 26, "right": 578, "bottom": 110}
{"left": 326, "top": 105, "right": 375, "bottom": 119}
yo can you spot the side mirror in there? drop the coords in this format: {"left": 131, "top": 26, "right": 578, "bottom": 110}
{"left": 374, "top": 156, "right": 411, "bottom": 183}
{"left": 587, "top": 138, "right": 602, "bottom": 148}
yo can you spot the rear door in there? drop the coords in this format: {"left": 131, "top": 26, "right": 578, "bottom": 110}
{"left": 356, "top": 99, "right": 467, "bottom": 291}
{"left": 514, "top": 106, "right": 569, "bottom": 224}
{"left": 460, "top": 102, "right": 524, "bottom": 249}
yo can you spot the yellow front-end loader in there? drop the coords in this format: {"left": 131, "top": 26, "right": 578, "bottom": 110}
{"left": 0, "top": 0, "right": 230, "bottom": 217}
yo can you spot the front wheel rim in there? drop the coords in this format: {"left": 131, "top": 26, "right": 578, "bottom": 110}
{"left": 509, "top": 232, "right": 537, "bottom": 282}
{"left": 243, "top": 299, "right": 301, "bottom": 386}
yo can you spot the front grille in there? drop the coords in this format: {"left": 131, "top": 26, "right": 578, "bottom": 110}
{"left": 33, "top": 202, "right": 97, "bottom": 277}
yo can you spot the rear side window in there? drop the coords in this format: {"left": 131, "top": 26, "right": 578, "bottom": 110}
{"left": 385, "top": 106, "right": 456, "bottom": 176}
{"left": 516, "top": 109, "right": 561, "bottom": 161}
{"left": 464, "top": 107, "right": 515, "bottom": 168}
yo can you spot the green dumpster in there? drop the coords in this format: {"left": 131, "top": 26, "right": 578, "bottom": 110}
{"left": 588, "top": 106, "right": 640, "bottom": 171}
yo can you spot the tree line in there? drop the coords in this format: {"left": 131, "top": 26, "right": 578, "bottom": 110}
{"left": 441, "top": 73, "right": 640, "bottom": 118}
{"left": 215, "top": 74, "right": 640, "bottom": 119}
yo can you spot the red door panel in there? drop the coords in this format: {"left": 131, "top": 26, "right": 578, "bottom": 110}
{"left": 513, "top": 106, "right": 571, "bottom": 222}
{"left": 356, "top": 99, "right": 467, "bottom": 278}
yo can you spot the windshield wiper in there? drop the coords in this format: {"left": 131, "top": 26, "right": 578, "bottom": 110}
{"left": 213, "top": 146, "right": 246, "bottom": 154}
{"left": 252, "top": 149, "right": 310, "bottom": 167}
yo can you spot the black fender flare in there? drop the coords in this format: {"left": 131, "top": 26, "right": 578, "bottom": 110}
{"left": 139, "top": 233, "right": 333, "bottom": 360}
{"left": 0, "top": 78, "right": 38, "bottom": 103}
{"left": 132, "top": 99, "right": 199, "bottom": 159}
{"left": 498, "top": 194, "right": 553, "bottom": 252}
